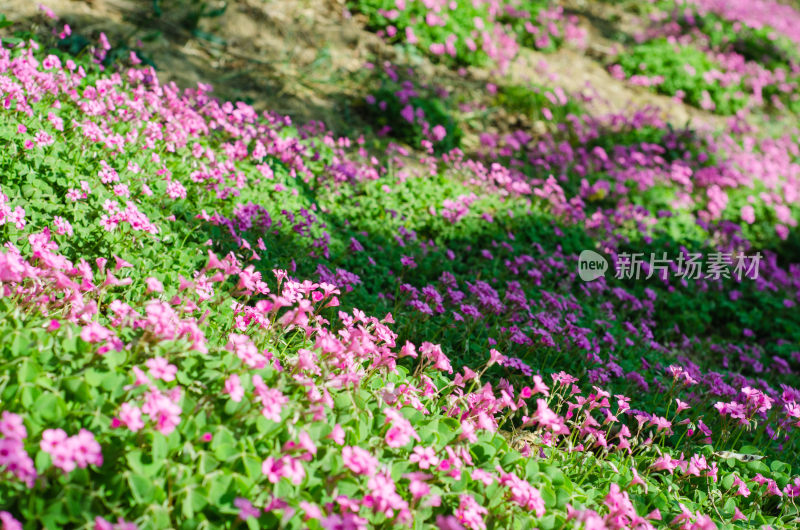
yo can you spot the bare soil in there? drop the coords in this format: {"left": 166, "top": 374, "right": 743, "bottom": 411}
{"left": 0, "top": 0, "right": 732, "bottom": 138}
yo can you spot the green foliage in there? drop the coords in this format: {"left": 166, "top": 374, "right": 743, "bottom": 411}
{"left": 1, "top": 8, "right": 800, "bottom": 530}
{"left": 615, "top": 38, "right": 749, "bottom": 114}
{"left": 494, "top": 84, "right": 584, "bottom": 124}
{"left": 350, "top": 0, "right": 493, "bottom": 66}
{"left": 500, "top": 1, "right": 563, "bottom": 52}
{"left": 691, "top": 12, "right": 799, "bottom": 70}
{"left": 364, "top": 84, "right": 462, "bottom": 153}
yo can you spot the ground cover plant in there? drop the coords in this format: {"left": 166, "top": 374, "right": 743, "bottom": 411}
{"left": 348, "top": 0, "right": 585, "bottom": 70}
{"left": 0, "top": 2, "right": 800, "bottom": 529}
{"left": 609, "top": 0, "right": 800, "bottom": 114}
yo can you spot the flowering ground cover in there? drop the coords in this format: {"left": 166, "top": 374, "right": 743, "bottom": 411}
{"left": 0, "top": 1, "right": 800, "bottom": 529}
{"left": 349, "top": 0, "right": 585, "bottom": 70}
{"left": 609, "top": 0, "right": 800, "bottom": 114}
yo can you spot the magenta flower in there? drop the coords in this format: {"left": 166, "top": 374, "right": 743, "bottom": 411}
{"left": 224, "top": 374, "right": 244, "bottom": 402}
{"left": 234, "top": 498, "right": 260, "bottom": 520}
{"left": 40, "top": 428, "right": 102, "bottom": 473}
{"left": 741, "top": 205, "right": 755, "bottom": 224}
{"left": 383, "top": 408, "right": 419, "bottom": 448}
{"left": 341, "top": 446, "right": 378, "bottom": 476}
{"left": 0, "top": 412, "right": 27, "bottom": 441}
{"left": 419, "top": 342, "right": 452, "bottom": 373}
{"left": 497, "top": 468, "right": 545, "bottom": 517}
{"left": 650, "top": 454, "right": 679, "bottom": 474}
{"left": 118, "top": 403, "right": 144, "bottom": 432}
{"left": 0, "top": 511, "right": 22, "bottom": 530}
{"left": 409, "top": 445, "right": 439, "bottom": 470}
{"left": 145, "top": 357, "right": 177, "bottom": 382}
{"left": 455, "top": 494, "right": 488, "bottom": 530}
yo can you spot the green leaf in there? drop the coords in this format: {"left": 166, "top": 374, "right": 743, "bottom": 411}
{"left": 206, "top": 473, "right": 233, "bottom": 504}
{"left": 747, "top": 460, "right": 770, "bottom": 474}
{"left": 525, "top": 459, "right": 540, "bottom": 481}
{"left": 771, "top": 460, "right": 789, "bottom": 474}
{"left": 19, "top": 358, "right": 39, "bottom": 381}
{"left": 542, "top": 465, "right": 565, "bottom": 486}
{"left": 64, "top": 377, "right": 92, "bottom": 403}
{"left": 538, "top": 514, "right": 556, "bottom": 530}
{"left": 128, "top": 473, "right": 155, "bottom": 503}
{"left": 152, "top": 432, "right": 168, "bottom": 462}
{"left": 34, "top": 392, "right": 67, "bottom": 422}
{"left": 182, "top": 486, "right": 208, "bottom": 519}
{"left": 471, "top": 443, "right": 496, "bottom": 464}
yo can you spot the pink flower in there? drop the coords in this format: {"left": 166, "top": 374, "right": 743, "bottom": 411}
{"left": 328, "top": 424, "right": 345, "bottom": 445}
{"left": 40, "top": 428, "right": 68, "bottom": 454}
{"left": 234, "top": 498, "right": 260, "bottom": 520}
{"left": 113, "top": 255, "right": 133, "bottom": 271}
{"left": 342, "top": 446, "right": 378, "bottom": 476}
{"left": 224, "top": 374, "right": 244, "bottom": 402}
{"left": 629, "top": 467, "right": 647, "bottom": 493}
{"left": 261, "top": 457, "right": 282, "bottom": 483}
{"left": 400, "top": 105, "right": 415, "bottom": 123}
{"left": 741, "top": 205, "right": 755, "bottom": 224}
{"left": 251, "top": 376, "right": 287, "bottom": 421}
{"left": 0, "top": 511, "right": 22, "bottom": 530}
{"left": 766, "top": 479, "right": 783, "bottom": 497}
{"left": 53, "top": 216, "right": 73, "bottom": 236}
{"left": 400, "top": 255, "right": 417, "bottom": 268}
{"left": 141, "top": 389, "right": 182, "bottom": 435}
{"left": 80, "top": 322, "right": 113, "bottom": 343}
{"left": 145, "top": 277, "right": 163, "bottom": 293}
{"left": 281, "top": 456, "right": 306, "bottom": 485}
{"left": 687, "top": 454, "right": 708, "bottom": 477}
{"left": 529, "top": 399, "right": 568, "bottom": 434}
{"left": 488, "top": 348, "right": 507, "bottom": 366}
{"left": 531, "top": 375, "right": 550, "bottom": 396}
{"left": 299, "top": 501, "right": 322, "bottom": 519}
{"left": 429, "top": 43, "right": 446, "bottom": 56}
{"left": 406, "top": 475, "right": 431, "bottom": 499}
{"left": 497, "top": 468, "right": 545, "bottom": 517}
{"left": 420, "top": 342, "right": 452, "bottom": 373}
{"left": 399, "top": 341, "right": 417, "bottom": 358}
{"left": 261, "top": 456, "right": 304, "bottom": 485}
{"left": 69, "top": 429, "right": 103, "bottom": 469}
{"left": 383, "top": 408, "right": 419, "bottom": 448}
{"left": 650, "top": 453, "right": 679, "bottom": 474}
{"left": 435, "top": 515, "right": 464, "bottom": 530}
{"left": 145, "top": 357, "right": 177, "bottom": 382}
{"left": 119, "top": 403, "right": 144, "bottom": 432}
{"left": 363, "top": 472, "right": 409, "bottom": 520}
{"left": 648, "top": 415, "right": 672, "bottom": 434}
{"left": 40, "top": 428, "right": 102, "bottom": 473}
{"left": 455, "top": 494, "right": 487, "bottom": 530}
{"left": 0, "top": 412, "right": 27, "bottom": 440}
{"left": 409, "top": 445, "right": 439, "bottom": 469}
{"left": 227, "top": 334, "right": 268, "bottom": 369}
{"left": 166, "top": 181, "right": 187, "bottom": 200}
{"left": 732, "top": 475, "right": 751, "bottom": 497}
{"left": 785, "top": 477, "right": 800, "bottom": 498}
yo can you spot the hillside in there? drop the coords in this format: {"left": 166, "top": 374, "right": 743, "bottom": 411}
{"left": 0, "top": 1, "right": 799, "bottom": 529}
